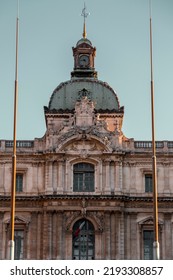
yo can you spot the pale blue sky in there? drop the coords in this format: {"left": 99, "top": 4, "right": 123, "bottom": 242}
{"left": 0, "top": 0, "right": 173, "bottom": 140}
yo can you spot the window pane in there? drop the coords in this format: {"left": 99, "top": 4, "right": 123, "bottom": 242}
{"left": 73, "top": 163, "right": 94, "bottom": 192}
{"left": 72, "top": 219, "right": 95, "bottom": 260}
{"left": 145, "top": 175, "right": 152, "bottom": 192}
{"left": 14, "top": 230, "right": 24, "bottom": 260}
{"left": 143, "top": 230, "right": 153, "bottom": 260}
{"left": 16, "top": 174, "right": 23, "bottom": 192}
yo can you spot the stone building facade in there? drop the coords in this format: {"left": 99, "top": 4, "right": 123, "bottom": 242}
{"left": 0, "top": 27, "right": 173, "bottom": 260}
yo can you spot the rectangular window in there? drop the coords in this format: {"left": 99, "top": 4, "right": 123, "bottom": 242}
{"left": 143, "top": 230, "right": 153, "bottom": 260}
{"left": 16, "top": 174, "right": 23, "bottom": 192}
{"left": 73, "top": 163, "right": 94, "bottom": 192}
{"left": 14, "top": 230, "right": 24, "bottom": 260}
{"left": 145, "top": 174, "right": 152, "bottom": 192}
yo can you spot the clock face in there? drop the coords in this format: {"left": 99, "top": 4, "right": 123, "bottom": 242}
{"left": 79, "top": 55, "right": 89, "bottom": 67}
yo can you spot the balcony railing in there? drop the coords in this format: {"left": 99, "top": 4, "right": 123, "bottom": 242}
{"left": 167, "top": 141, "right": 173, "bottom": 148}
{"left": 5, "top": 140, "right": 34, "bottom": 148}
{"left": 134, "top": 141, "right": 164, "bottom": 149}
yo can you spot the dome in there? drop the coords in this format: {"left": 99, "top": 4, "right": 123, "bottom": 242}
{"left": 48, "top": 79, "right": 121, "bottom": 112}
{"left": 76, "top": 37, "right": 92, "bottom": 47}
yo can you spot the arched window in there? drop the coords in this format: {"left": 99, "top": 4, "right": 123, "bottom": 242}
{"left": 72, "top": 219, "right": 95, "bottom": 260}
{"left": 73, "top": 163, "right": 94, "bottom": 192}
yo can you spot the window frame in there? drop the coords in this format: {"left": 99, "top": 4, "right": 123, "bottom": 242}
{"left": 16, "top": 173, "right": 23, "bottom": 192}
{"left": 145, "top": 174, "right": 152, "bottom": 193}
{"left": 14, "top": 229, "right": 24, "bottom": 260}
{"left": 73, "top": 162, "right": 95, "bottom": 192}
{"left": 139, "top": 218, "right": 162, "bottom": 260}
{"left": 143, "top": 229, "right": 154, "bottom": 260}
{"left": 5, "top": 217, "right": 29, "bottom": 260}
{"left": 72, "top": 219, "right": 95, "bottom": 260}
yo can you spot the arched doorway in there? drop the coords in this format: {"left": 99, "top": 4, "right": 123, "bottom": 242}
{"left": 72, "top": 219, "right": 95, "bottom": 260}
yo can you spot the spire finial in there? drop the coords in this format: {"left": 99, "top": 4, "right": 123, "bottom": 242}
{"left": 81, "top": 3, "right": 89, "bottom": 38}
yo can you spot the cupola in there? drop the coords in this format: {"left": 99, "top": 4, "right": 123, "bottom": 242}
{"left": 71, "top": 4, "right": 97, "bottom": 79}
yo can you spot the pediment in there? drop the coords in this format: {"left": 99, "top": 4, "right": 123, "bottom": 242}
{"left": 63, "top": 139, "right": 104, "bottom": 152}
{"left": 4, "top": 215, "right": 30, "bottom": 225}
{"left": 52, "top": 125, "right": 113, "bottom": 153}
{"left": 56, "top": 134, "right": 112, "bottom": 154}
{"left": 138, "top": 216, "right": 163, "bottom": 225}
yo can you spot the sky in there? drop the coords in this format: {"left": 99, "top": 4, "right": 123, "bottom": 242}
{"left": 0, "top": 0, "right": 173, "bottom": 141}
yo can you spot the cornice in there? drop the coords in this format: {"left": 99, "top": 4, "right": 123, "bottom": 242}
{"left": 1, "top": 194, "right": 173, "bottom": 203}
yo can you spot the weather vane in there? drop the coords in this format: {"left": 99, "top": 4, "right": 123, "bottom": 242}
{"left": 81, "top": 3, "right": 90, "bottom": 38}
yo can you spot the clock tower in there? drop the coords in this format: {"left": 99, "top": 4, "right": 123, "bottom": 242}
{"left": 71, "top": 5, "right": 97, "bottom": 79}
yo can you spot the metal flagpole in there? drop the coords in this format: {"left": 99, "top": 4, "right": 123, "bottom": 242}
{"left": 9, "top": 1, "right": 19, "bottom": 260}
{"left": 149, "top": 0, "right": 160, "bottom": 260}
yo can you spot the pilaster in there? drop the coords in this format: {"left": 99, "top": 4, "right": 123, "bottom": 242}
{"left": 110, "top": 161, "right": 115, "bottom": 193}
{"left": 110, "top": 212, "right": 116, "bottom": 259}
{"left": 58, "top": 161, "right": 63, "bottom": 194}
{"left": 119, "top": 161, "right": 123, "bottom": 192}
{"left": 30, "top": 212, "right": 38, "bottom": 259}
{"left": 52, "top": 211, "right": 57, "bottom": 259}
{"left": 104, "top": 211, "right": 111, "bottom": 259}
{"left": 164, "top": 213, "right": 172, "bottom": 259}
{"left": 0, "top": 212, "right": 4, "bottom": 259}
{"left": 163, "top": 162, "right": 170, "bottom": 194}
{"left": 57, "top": 211, "right": 63, "bottom": 259}
{"left": 119, "top": 212, "right": 124, "bottom": 259}
{"left": 130, "top": 213, "right": 137, "bottom": 259}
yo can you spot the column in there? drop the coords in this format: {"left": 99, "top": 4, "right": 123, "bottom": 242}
{"left": 130, "top": 163, "right": 136, "bottom": 193}
{"left": 163, "top": 163, "right": 170, "bottom": 194}
{"left": 58, "top": 161, "right": 63, "bottom": 194}
{"left": 65, "top": 160, "right": 70, "bottom": 193}
{"left": 119, "top": 161, "right": 123, "bottom": 192}
{"left": 32, "top": 163, "right": 38, "bottom": 194}
{"left": 37, "top": 162, "right": 44, "bottom": 193}
{"left": 48, "top": 211, "right": 53, "bottom": 259}
{"left": 0, "top": 212, "right": 4, "bottom": 259}
{"left": 164, "top": 213, "right": 172, "bottom": 259}
{"left": 0, "top": 163, "right": 5, "bottom": 193}
{"left": 105, "top": 161, "right": 110, "bottom": 194}
{"left": 52, "top": 211, "right": 57, "bottom": 259}
{"left": 45, "top": 161, "right": 49, "bottom": 193}
{"left": 102, "top": 162, "right": 106, "bottom": 193}
{"left": 49, "top": 162, "right": 53, "bottom": 194}
{"left": 62, "top": 161, "right": 65, "bottom": 193}
{"left": 130, "top": 213, "right": 137, "bottom": 259}
{"left": 43, "top": 211, "right": 49, "bottom": 259}
{"left": 114, "top": 211, "right": 121, "bottom": 259}
{"left": 110, "top": 161, "right": 115, "bottom": 193}
{"left": 95, "top": 163, "right": 99, "bottom": 194}
{"left": 52, "top": 161, "right": 58, "bottom": 193}
{"left": 115, "top": 161, "right": 119, "bottom": 192}
{"left": 95, "top": 230, "right": 102, "bottom": 260}
{"left": 56, "top": 211, "right": 63, "bottom": 259}
{"left": 110, "top": 212, "right": 116, "bottom": 259}
{"left": 26, "top": 219, "right": 31, "bottom": 259}
{"left": 36, "top": 212, "right": 42, "bottom": 259}
{"left": 123, "top": 162, "right": 130, "bottom": 193}
{"left": 124, "top": 212, "right": 130, "bottom": 259}
{"left": 30, "top": 212, "right": 37, "bottom": 259}
{"left": 99, "top": 161, "right": 103, "bottom": 193}
{"left": 104, "top": 211, "right": 111, "bottom": 259}
{"left": 119, "top": 212, "right": 124, "bottom": 259}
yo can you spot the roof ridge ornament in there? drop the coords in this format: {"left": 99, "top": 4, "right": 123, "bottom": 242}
{"left": 81, "top": 2, "right": 90, "bottom": 39}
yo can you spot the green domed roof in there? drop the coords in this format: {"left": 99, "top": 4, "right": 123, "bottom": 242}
{"left": 76, "top": 37, "right": 92, "bottom": 47}
{"left": 48, "top": 79, "right": 121, "bottom": 112}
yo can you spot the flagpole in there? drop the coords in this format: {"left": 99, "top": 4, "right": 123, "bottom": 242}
{"left": 9, "top": 1, "right": 19, "bottom": 260}
{"left": 149, "top": 0, "right": 160, "bottom": 260}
